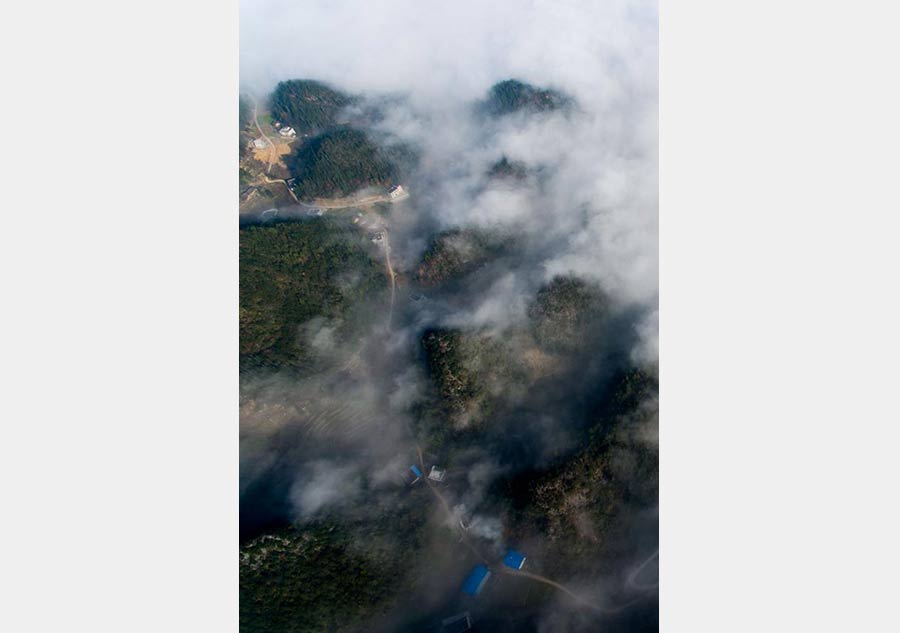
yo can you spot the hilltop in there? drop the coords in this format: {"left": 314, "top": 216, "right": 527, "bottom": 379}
{"left": 287, "top": 128, "right": 411, "bottom": 201}
{"left": 481, "top": 79, "right": 571, "bottom": 117}
{"left": 269, "top": 79, "right": 355, "bottom": 134}
{"left": 239, "top": 219, "right": 388, "bottom": 373}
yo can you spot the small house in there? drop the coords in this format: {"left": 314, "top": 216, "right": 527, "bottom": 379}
{"left": 388, "top": 185, "right": 406, "bottom": 199}
{"left": 279, "top": 126, "right": 297, "bottom": 138}
{"left": 402, "top": 464, "right": 423, "bottom": 486}
{"left": 503, "top": 549, "right": 527, "bottom": 570}
{"left": 441, "top": 612, "right": 472, "bottom": 633}
{"left": 461, "top": 564, "right": 491, "bottom": 596}
{"left": 428, "top": 466, "right": 446, "bottom": 482}
{"left": 252, "top": 138, "right": 268, "bottom": 149}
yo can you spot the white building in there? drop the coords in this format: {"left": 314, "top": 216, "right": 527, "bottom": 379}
{"left": 279, "top": 126, "right": 297, "bottom": 138}
{"left": 388, "top": 185, "right": 406, "bottom": 199}
{"left": 428, "top": 466, "right": 446, "bottom": 482}
{"left": 252, "top": 138, "right": 268, "bottom": 149}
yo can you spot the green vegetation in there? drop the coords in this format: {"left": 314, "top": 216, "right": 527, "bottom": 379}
{"left": 507, "top": 368, "right": 658, "bottom": 570}
{"left": 487, "top": 156, "right": 529, "bottom": 181}
{"left": 240, "top": 219, "right": 387, "bottom": 371}
{"left": 528, "top": 276, "right": 610, "bottom": 353}
{"left": 416, "top": 228, "right": 509, "bottom": 287}
{"left": 415, "top": 274, "right": 611, "bottom": 444}
{"left": 240, "top": 510, "right": 426, "bottom": 633}
{"left": 240, "top": 95, "right": 253, "bottom": 159}
{"left": 269, "top": 79, "right": 354, "bottom": 134}
{"left": 240, "top": 95, "right": 252, "bottom": 131}
{"left": 482, "top": 79, "right": 570, "bottom": 117}
{"left": 418, "top": 328, "right": 530, "bottom": 445}
{"left": 288, "top": 129, "right": 405, "bottom": 200}
{"left": 422, "top": 329, "right": 482, "bottom": 421}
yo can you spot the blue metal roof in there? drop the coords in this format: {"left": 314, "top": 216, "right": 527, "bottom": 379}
{"left": 410, "top": 464, "right": 423, "bottom": 478}
{"left": 461, "top": 564, "right": 491, "bottom": 596}
{"left": 503, "top": 550, "right": 526, "bottom": 570}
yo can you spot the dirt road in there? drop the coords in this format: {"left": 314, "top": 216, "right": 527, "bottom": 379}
{"left": 249, "top": 95, "right": 277, "bottom": 174}
{"left": 259, "top": 174, "right": 299, "bottom": 203}
{"left": 383, "top": 230, "right": 397, "bottom": 330}
{"left": 625, "top": 549, "right": 659, "bottom": 592}
{"left": 501, "top": 568, "right": 606, "bottom": 613}
{"left": 416, "top": 446, "right": 488, "bottom": 564}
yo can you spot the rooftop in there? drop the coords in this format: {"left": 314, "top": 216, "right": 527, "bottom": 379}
{"left": 441, "top": 612, "right": 472, "bottom": 633}
{"left": 461, "top": 565, "right": 491, "bottom": 596}
{"left": 503, "top": 550, "right": 526, "bottom": 570}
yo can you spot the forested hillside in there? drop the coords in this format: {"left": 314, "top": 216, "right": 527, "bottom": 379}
{"left": 416, "top": 228, "right": 510, "bottom": 287}
{"left": 528, "top": 276, "right": 610, "bottom": 353}
{"left": 239, "top": 219, "right": 387, "bottom": 371}
{"left": 269, "top": 79, "right": 354, "bottom": 133}
{"left": 241, "top": 507, "right": 426, "bottom": 633}
{"left": 288, "top": 129, "right": 406, "bottom": 200}
{"left": 482, "top": 79, "right": 570, "bottom": 117}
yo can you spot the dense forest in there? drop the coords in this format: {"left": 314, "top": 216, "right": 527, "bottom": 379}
{"left": 240, "top": 505, "right": 427, "bottom": 633}
{"left": 416, "top": 275, "right": 613, "bottom": 443}
{"left": 239, "top": 219, "right": 387, "bottom": 372}
{"left": 482, "top": 79, "right": 570, "bottom": 117}
{"left": 240, "top": 95, "right": 252, "bottom": 131}
{"left": 505, "top": 368, "right": 658, "bottom": 574}
{"left": 288, "top": 129, "right": 406, "bottom": 200}
{"left": 528, "top": 276, "right": 610, "bottom": 353}
{"left": 239, "top": 95, "right": 252, "bottom": 160}
{"left": 416, "top": 228, "right": 510, "bottom": 287}
{"left": 269, "top": 79, "right": 354, "bottom": 134}
{"left": 241, "top": 78, "right": 656, "bottom": 633}
{"left": 422, "top": 329, "right": 489, "bottom": 428}
{"left": 486, "top": 156, "right": 529, "bottom": 182}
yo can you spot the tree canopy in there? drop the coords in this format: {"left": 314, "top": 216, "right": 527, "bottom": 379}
{"left": 288, "top": 129, "right": 404, "bottom": 200}
{"left": 528, "top": 276, "right": 610, "bottom": 353}
{"left": 241, "top": 511, "right": 425, "bottom": 633}
{"left": 415, "top": 228, "right": 508, "bottom": 287}
{"left": 239, "top": 219, "right": 387, "bottom": 372}
{"left": 269, "top": 79, "right": 354, "bottom": 134}
{"left": 482, "top": 79, "right": 570, "bottom": 117}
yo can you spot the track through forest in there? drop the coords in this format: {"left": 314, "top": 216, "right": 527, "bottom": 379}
{"left": 383, "top": 229, "right": 396, "bottom": 330}
{"left": 412, "top": 449, "right": 656, "bottom": 617}
{"left": 249, "top": 95, "right": 277, "bottom": 174}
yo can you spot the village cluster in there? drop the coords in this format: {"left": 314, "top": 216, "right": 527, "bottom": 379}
{"left": 400, "top": 462, "right": 529, "bottom": 632}
{"left": 251, "top": 123, "right": 299, "bottom": 152}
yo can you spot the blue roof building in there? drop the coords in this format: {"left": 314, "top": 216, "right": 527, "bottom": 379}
{"left": 461, "top": 564, "right": 491, "bottom": 596}
{"left": 503, "top": 549, "right": 527, "bottom": 570}
{"left": 410, "top": 464, "right": 423, "bottom": 479}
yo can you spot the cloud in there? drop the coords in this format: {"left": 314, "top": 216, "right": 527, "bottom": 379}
{"left": 240, "top": 0, "right": 658, "bottom": 626}
{"left": 289, "top": 459, "right": 362, "bottom": 517}
{"left": 241, "top": 0, "right": 658, "bottom": 359}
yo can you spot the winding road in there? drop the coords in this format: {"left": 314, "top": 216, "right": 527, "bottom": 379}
{"left": 413, "top": 452, "right": 656, "bottom": 616}
{"left": 249, "top": 95, "right": 276, "bottom": 175}
{"left": 416, "top": 446, "right": 488, "bottom": 565}
{"left": 625, "top": 549, "right": 659, "bottom": 592}
{"left": 383, "top": 230, "right": 396, "bottom": 330}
